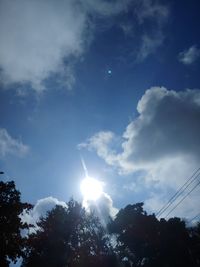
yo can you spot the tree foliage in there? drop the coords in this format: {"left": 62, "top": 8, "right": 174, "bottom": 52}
{"left": 22, "top": 199, "right": 116, "bottom": 267}
{"left": 0, "top": 181, "right": 32, "bottom": 267}
{"left": 1, "top": 181, "right": 200, "bottom": 267}
{"left": 109, "top": 203, "right": 199, "bottom": 267}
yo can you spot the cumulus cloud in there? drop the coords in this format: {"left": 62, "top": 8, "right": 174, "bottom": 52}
{"left": 21, "top": 194, "right": 117, "bottom": 233}
{"left": 84, "top": 192, "right": 118, "bottom": 226}
{"left": 21, "top": 196, "right": 67, "bottom": 228}
{"left": 122, "top": 87, "right": 200, "bottom": 167}
{"left": 0, "top": 128, "right": 29, "bottom": 157}
{"left": 80, "top": 87, "right": 200, "bottom": 217}
{"left": 178, "top": 45, "right": 200, "bottom": 65}
{"left": 81, "top": 87, "right": 200, "bottom": 172}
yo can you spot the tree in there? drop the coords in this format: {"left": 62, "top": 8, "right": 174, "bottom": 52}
{"left": 22, "top": 199, "right": 116, "bottom": 267}
{"left": 109, "top": 203, "right": 199, "bottom": 267}
{"left": 0, "top": 181, "right": 32, "bottom": 267}
{"left": 2, "top": 180, "right": 199, "bottom": 267}
{"left": 109, "top": 203, "right": 159, "bottom": 267}
{"left": 184, "top": 222, "right": 200, "bottom": 267}
{"left": 158, "top": 217, "right": 193, "bottom": 267}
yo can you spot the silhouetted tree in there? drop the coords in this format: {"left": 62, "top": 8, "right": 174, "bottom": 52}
{"left": 156, "top": 217, "right": 193, "bottom": 267}
{"left": 22, "top": 199, "right": 116, "bottom": 267}
{"left": 188, "top": 222, "right": 200, "bottom": 266}
{"left": 2, "top": 180, "right": 200, "bottom": 267}
{"left": 0, "top": 181, "right": 32, "bottom": 267}
{"left": 109, "top": 203, "right": 160, "bottom": 267}
{"left": 109, "top": 202, "right": 200, "bottom": 267}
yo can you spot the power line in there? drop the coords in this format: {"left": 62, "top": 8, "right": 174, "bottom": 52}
{"left": 188, "top": 213, "right": 200, "bottom": 224}
{"left": 157, "top": 167, "right": 200, "bottom": 217}
{"left": 156, "top": 167, "right": 200, "bottom": 218}
{"left": 164, "top": 179, "right": 200, "bottom": 219}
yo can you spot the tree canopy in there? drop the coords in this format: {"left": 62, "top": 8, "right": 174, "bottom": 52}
{"left": 109, "top": 203, "right": 198, "bottom": 267}
{"left": 1, "top": 180, "right": 200, "bottom": 267}
{"left": 22, "top": 200, "right": 116, "bottom": 267}
{"left": 0, "top": 181, "right": 32, "bottom": 267}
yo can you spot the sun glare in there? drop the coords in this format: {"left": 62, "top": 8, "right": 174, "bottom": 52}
{"left": 80, "top": 177, "right": 103, "bottom": 201}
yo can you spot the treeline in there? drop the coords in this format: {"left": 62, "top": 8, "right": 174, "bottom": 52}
{"left": 0, "top": 181, "right": 200, "bottom": 267}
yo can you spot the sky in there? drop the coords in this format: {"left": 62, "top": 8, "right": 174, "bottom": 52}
{"left": 0, "top": 0, "right": 200, "bottom": 224}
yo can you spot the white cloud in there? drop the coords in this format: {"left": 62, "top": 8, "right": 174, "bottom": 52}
{"left": 0, "top": 0, "right": 87, "bottom": 91}
{"left": 0, "top": 128, "right": 29, "bottom": 157}
{"left": 82, "top": 87, "right": 200, "bottom": 172}
{"left": 135, "top": 0, "right": 169, "bottom": 24}
{"left": 135, "top": 0, "right": 169, "bottom": 61}
{"left": 21, "top": 196, "right": 67, "bottom": 228}
{"left": 0, "top": 0, "right": 133, "bottom": 92}
{"left": 123, "top": 181, "right": 141, "bottom": 193}
{"left": 80, "top": 87, "right": 200, "bottom": 217}
{"left": 0, "top": 0, "right": 169, "bottom": 92}
{"left": 118, "top": 0, "right": 169, "bottom": 61}
{"left": 78, "top": 131, "right": 119, "bottom": 167}
{"left": 122, "top": 87, "right": 200, "bottom": 168}
{"left": 178, "top": 45, "right": 200, "bottom": 65}
{"left": 82, "top": 0, "right": 131, "bottom": 16}
{"left": 22, "top": 194, "right": 117, "bottom": 233}
{"left": 84, "top": 192, "right": 118, "bottom": 226}
{"left": 138, "top": 32, "right": 164, "bottom": 61}
{"left": 22, "top": 193, "right": 117, "bottom": 230}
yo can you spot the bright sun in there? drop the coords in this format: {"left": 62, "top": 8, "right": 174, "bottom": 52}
{"left": 80, "top": 177, "right": 103, "bottom": 201}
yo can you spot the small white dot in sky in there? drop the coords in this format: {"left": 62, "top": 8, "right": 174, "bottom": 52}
{"left": 108, "top": 70, "right": 112, "bottom": 74}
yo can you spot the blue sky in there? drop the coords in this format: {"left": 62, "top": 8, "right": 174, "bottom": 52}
{"left": 0, "top": 0, "right": 200, "bottom": 222}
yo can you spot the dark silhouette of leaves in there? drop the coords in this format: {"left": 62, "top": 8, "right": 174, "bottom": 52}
{"left": 0, "top": 181, "right": 32, "bottom": 267}
{"left": 22, "top": 199, "right": 116, "bottom": 267}
{"left": 1, "top": 181, "right": 200, "bottom": 267}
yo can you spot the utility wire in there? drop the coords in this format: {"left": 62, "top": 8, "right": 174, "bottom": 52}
{"left": 156, "top": 167, "right": 200, "bottom": 218}
{"left": 188, "top": 213, "right": 200, "bottom": 224}
{"left": 157, "top": 167, "right": 200, "bottom": 217}
{"left": 159, "top": 172, "right": 200, "bottom": 218}
{"left": 164, "top": 178, "right": 200, "bottom": 219}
